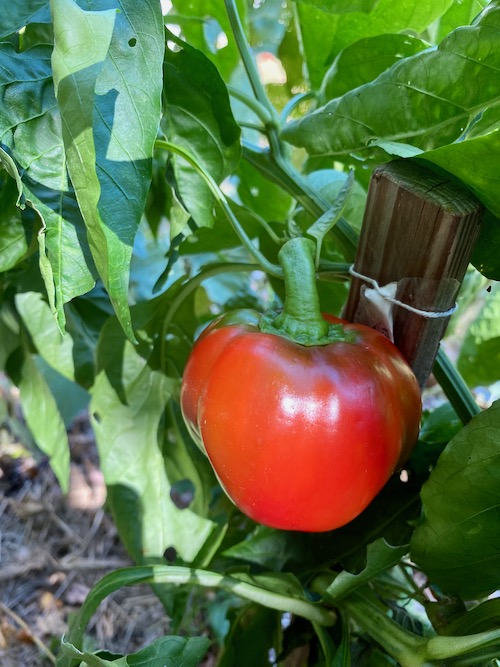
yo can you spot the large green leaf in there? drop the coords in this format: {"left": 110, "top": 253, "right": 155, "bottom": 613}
{"left": 51, "top": 0, "right": 164, "bottom": 341}
{"left": 417, "top": 131, "right": 500, "bottom": 218}
{"left": 217, "top": 605, "right": 280, "bottom": 667}
{"left": 436, "top": 0, "right": 489, "bottom": 41}
{"left": 91, "top": 342, "right": 216, "bottom": 563}
{"left": 19, "top": 353, "right": 70, "bottom": 492}
{"left": 410, "top": 401, "right": 500, "bottom": 599}
{"left": 319, "top": 34, "right": 428, "bottom": 102}
{"left": 0, "top": 42, "right": 96, "bottom": 329}
{"left": 295, "top": 0, "right": 454, "bottom": 89}
{"left": 457, "top": 283, "right": 500, "bottom": 387}
{"left": 284, "top": 2, "right": 500, "bottom": 153}
{"left": 162, "top": 36, "right": 241, "bottom": 231}
{"left": 293, "top": 0, "right": 380, "bottom": 14}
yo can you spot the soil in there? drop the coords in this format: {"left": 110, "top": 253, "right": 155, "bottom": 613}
{"left": 0, "top": 409, "right": 174, "bottom": 666}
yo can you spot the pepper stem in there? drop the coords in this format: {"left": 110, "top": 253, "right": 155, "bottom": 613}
{"left": 261, "top": 237, "right": 330, "bottom": 345}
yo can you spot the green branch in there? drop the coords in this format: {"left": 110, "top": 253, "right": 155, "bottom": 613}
{"left": 224, "top": 0, "right": 279, "bottom": 127}
{"left": 155, "top": 139, "right": 282, "bottom": 278}
{"left": 227, "top": 85, "right": 277, "bottom": 129}
{"left": 61, "top": 564, "right": 336, "bottom": 666}
{"left": 160, "top": 262, "right": 258, "bottom": 373}
{"left": 432, "top": 346, "right": 480, "bottom": 424}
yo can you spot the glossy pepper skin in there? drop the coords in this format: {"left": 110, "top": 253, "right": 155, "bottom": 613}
{"left": 180, "top": 310, "right": 421, "bottom": 532}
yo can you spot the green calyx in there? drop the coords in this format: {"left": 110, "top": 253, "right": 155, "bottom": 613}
{"left": 259, "top": 237, "right": 348, "bottom": 346}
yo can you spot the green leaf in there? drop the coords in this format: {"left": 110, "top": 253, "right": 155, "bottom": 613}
{"left": 293, "top": 0, "right": 380, "bottom": 14}
{"left": 0, "top": 178, "right": 30, "bottom": 271}
{"left": 162, "top": 35, "right": 241, "bottom": 230}
{"left": 168, "top": 0, "right": 247, "bottom": 81}
{"left": 60, "top": 640, "right": 117, "bottom": 667}
{"left": 322, "top": 539, "right": 408, "bottom": 603}
{"left": 332, "top": 612, "right": 351, "bottom": 667}
{"left": 91, "top": 343, "right": 216, "bottom": 563}
{"left": 457, "top": 282, "right": 500, "bottom": 387}
{"left": 0, "top": 44, "right": 96, "bottom": 329}
{"left": 60, "top": 635, "right": 211, "bottom": 667}
{"left": 307, "top": 169, "right": 354, "bottom": 266}
{"left": 164, "top": 401, "right": 218, "bottom": 519}
{"left": 410, "top": 401, "right": 500, "bottom": 599}
{"left": 236, "top": 159, "right": 293, "bottom": 224}
{"left": 472, "top": 210, "right": 500, "bottom": 280}
{"left": 18, "top": 354, "right": 70, "bottom": 492}
{"left": 295, "top": 0, "right": 454, "bottom": 89}
{"left": 417, "top": 130, "right": 500, "bottom": 218}
{"left": 284, "top": 3, "right": 500, "bottom": 154}
{"left": 126, "top": 636, "right": 211, "bottom": 667}
{"left": 0, "top": 0, "right": 50, "bottom": 39}
{"left": 51, "top": 0, "right": 164, "bottom": 341}
{"left": 320, "top": 33, "right": 428, "bottom": 102}
{"left": 217, "top": 605, "right": 280, "bottom": 667}
{"left": 436, "top": 0, "right": 489, "bottom": 42}
{"left": 15, "top": 291, "right": 76, "bottom": 381}
{"left": 222, "top": 525, "right": 302, "bottom": 571}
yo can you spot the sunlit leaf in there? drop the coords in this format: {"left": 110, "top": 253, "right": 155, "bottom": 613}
{"left": 51, "top": 0, "right": 164, "bottom": 340}
{"left": 91, "top": 341, "right": 216, "bottom": 563}
{"left": 0, "top": 43, "right": 96, "bottom": 329}
{"left": 284, "top": 3, "right": 499, "bottom": 153}
{"left": 293, "top": 0, "right": 380, "bottom": 14}
{"left": 19, "top": 354, "right": 70, "bottom": 492}
{"left": 296, "top": 0, "right": 454, "bottom": 89}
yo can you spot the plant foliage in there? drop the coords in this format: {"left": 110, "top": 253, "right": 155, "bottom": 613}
{"left": 1, "top": 0, "right": 500, "bottom": 665}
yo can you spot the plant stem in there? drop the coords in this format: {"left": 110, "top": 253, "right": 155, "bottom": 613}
{"left": 63, "top": 565, "right": 337, "bottom": 665}
{"left": 160, "top": 262, "right": 259, "bottom": 374}
{"left": 433, "top": 346, "right": 480, "bottom": 424}
{"left": 280, "top": 91, "right": 316, "bottom": 124}
{"left": 339, "top": 593, "right": 429, "bottom": 667}
{"left": 155, "top": 140, "right": 282, "bottom": 278}
{"left": 266, "top": 237, "right": 329, "bottom": 343}
{"left": 242, "top": 143, "right": 358, "bottom": 260}
{"left": 224, "top": 0, "right": 280, "bottom": 127}
{"left": 425, "top": 628, "right": 500, "bottom": 661}
{"left": 227, "top": 85, "right": 276, "bottom": 129}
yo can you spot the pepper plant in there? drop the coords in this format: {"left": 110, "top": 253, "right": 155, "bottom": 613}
{"left": 1, "top": 0, "right": 500, "bottom": 665}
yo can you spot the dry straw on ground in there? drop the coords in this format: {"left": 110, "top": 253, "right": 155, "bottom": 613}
{"left": 0, "top": 412, "right": 171, "bottom": 666}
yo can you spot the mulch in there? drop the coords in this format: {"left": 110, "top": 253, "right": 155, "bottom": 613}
{"left": 0, "top": 411, "right": 171, "bottom": 666}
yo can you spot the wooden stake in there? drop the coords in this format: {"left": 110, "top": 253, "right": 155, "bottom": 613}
{"left": 344, "top": 160, "right": 483, "bottom": 389}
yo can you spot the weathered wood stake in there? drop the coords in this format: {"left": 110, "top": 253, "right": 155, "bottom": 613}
{"left": 344, "top": 160, "right": 483, "bottom": 389}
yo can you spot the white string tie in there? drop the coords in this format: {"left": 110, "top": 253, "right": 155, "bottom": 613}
{"left": 349, "top": 266, "right": 458, "bottom": 319}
